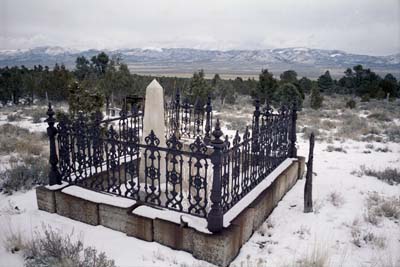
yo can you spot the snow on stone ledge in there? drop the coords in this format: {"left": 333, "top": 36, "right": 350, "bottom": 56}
{"left": 62, "top": 186, "right": 136, "bottom": 208}
{"left": 45, "top": 181, "right": 70, "bottom": 191}
{"left": 223, "top": 158, "right": 295, "bottom": 227}
{"left": 132, "top": 205, "right": 211, "bottom": 234}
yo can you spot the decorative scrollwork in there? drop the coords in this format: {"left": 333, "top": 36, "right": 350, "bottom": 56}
{"left": 145, "top": 130, "right": 160, "bottom": 147}
{"left": 189, "top": 136, "right": 207, "bottom": 154}
{"left": 165, "top": 133, "right": 184, "bottom": 211}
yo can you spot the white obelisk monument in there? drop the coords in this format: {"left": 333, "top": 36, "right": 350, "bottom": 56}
{"left": 141, "top": 79, "right": 166, "bottom": 183}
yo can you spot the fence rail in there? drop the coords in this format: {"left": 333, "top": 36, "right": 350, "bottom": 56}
{"left": 45, "top": 98, "right": 297, "bottom": 233}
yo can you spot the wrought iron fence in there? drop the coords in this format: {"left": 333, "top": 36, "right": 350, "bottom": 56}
{"left": 45, "top": 98, "right": 297, "bottom": 233}
{"left": 165, "top": 91, "right": 212, "bottom": 141}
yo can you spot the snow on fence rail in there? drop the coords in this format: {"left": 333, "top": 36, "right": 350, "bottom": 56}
{"left": 44, "top": 97, "right": 297, "bottom": 233}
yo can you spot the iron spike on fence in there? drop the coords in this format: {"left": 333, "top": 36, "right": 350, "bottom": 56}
{"left": 207, "top": 118, "right": 224, "bottom": 233}
{"left": 204, "top": 95, "right": 212, "bottom": 144}
{"left": 253, "top": 98, "right": 261, "bottom": 133}
{"left": 45, "top": 102, "right": 62, "bottom": 185}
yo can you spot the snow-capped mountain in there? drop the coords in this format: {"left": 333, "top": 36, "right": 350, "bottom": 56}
{"left": 0, "top": 46, "right": 398, "bottom": 77}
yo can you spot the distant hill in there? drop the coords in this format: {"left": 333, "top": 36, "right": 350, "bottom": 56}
{"left": 0, "top": 46, "right": 399, "bottom": 79}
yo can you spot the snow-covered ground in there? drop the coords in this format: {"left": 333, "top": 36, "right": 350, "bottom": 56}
{"left": 0, "top": 101, "right": 399, "bottom": 267}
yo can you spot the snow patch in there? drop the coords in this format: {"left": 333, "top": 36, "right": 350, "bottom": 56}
{"left": 62, "top": 186, "right": 136, "bottom": 208}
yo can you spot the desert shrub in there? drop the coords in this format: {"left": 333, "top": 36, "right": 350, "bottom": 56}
{"left": 0, "top": 123, "right": 30, "bottom": 136}
{"left": 15, "top": 138, "right": 44, "bottom": 155}
{"left": 225, "top": 117, "right": 250, "bottom": 133}
{"left": 374, "top": 146, "right": 391, "bottom": 153}
{"left": 336, "top": 114, "right": 369, "bottom": 140}
{"left": 326, "top": 146, "right": 346, "bottom": 153}
{"left": 345, "top": 99, "right": 356, "bottom": 109}
{"left": 7, "top": 113, "right": 23, "bottom": 122}
{"left": 19, "top": 107, "right": 47, "bottom": 123}
{"left": 360, "top": 135, "right": 383, "bottom": 143}
{"left": 0, "top": 156, "right": 48, "bottom": 194}
{"left": 320, "top": 120, "right": 336, "bottom": 130}
{"left": 384, "top": 125, "right": 400, "bottom": 142}
{"left": 31, "top": 110, "right": 46, "bottom": 123}
{"left": 327, "top": 191, "right": 345, "bottom": 207}
{"left": 360, "top": 166, "right": 400, "bottom": 185}
{"left": 20, "top": 224, "right": 115, "bottom": 267}
{"left": 365, "top": 143, "right": 374, "bottom": 149}
{"left": 365, "top": 192, "right": 400, "bottom": 223}
{"left": 361, "top": 94, "right": 370, "bottom": 102}
{"left": 350, "top": 220, "right": 386, "bottom": 249}
{"left": 367, "top": 112, "right": 392, "bottom": 122}
{"left": 365, "top": 126, "right": 381, "bottom": 135}
{"left": 0, "top": 124, "right": 30, "bottom": 154}
{"left": 0, "top": 124, "right": 45, "bottom": 155}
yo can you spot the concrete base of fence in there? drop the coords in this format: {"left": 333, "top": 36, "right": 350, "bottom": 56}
{"left": 36, "top": 182, "right": 69, "bottom": 213}
{"left": 125, "top": 213, "right": 154, "bottom": 241}
{"left": 36, "top": 156, "right": 305, "bottom": 267}
{"left": 55, "top": 191, "right": 100, "bottom": 226}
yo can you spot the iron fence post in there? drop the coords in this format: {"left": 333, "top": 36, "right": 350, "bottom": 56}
{"left": 45, "top": 103, "right": 62, "bottom": 185}
{"left": 253, "top": 99, "right": 260, "bottom": 133}
{"left": 174, "top": 89, "right": 180, "bottom": 135}
{"left": 204, "top": 95, "right": 212, "bottom": 144}
{"left": 207, "top": 118, "right": 224, "bottom": 233}
{"left": 289, "top": 104, "right": 297, "bottom": 158}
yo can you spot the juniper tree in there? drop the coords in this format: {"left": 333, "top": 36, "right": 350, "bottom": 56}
{"left": 253, "top": 69, "right": 277, "bottom": 103}
{"left": 189, "top": 69, "right": 212, "bottom": 105}
{"left": 273, "top": 83, "right": 303, "bottom": 108}
{"left": 310, "top": 86, "right": 323, "bottom": 109}
{"left": 299, "top": 77, "right": 312, "bottom": 94}
{"left": 318, "top": 70, "right": 333, "bottom": 93}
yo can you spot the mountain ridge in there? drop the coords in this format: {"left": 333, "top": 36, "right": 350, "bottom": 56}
{"left": 0, "top": 46, "right": 399, "bottom": 78}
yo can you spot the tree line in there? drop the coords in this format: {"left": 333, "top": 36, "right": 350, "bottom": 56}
{"left": 0, "top": 52, "right": 399, "bottom": 112}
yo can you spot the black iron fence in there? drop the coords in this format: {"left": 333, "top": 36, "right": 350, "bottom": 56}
{"left": 45, "top": 98, "right": 297, "bottom": 233}
{"left": 165, "top": 91, "right": 212, "bottom": 142}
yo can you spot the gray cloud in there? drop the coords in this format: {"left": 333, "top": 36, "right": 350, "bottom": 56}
{"left": 0, "top": 0, "right": 399, "bottom": 55}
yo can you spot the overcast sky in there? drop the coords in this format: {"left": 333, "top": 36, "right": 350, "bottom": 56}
{"left": 1, "top": 0, "right": 399, "bottom": 55}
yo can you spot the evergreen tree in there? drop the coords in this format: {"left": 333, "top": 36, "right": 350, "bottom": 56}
{"left": 299, "top": 77, "right": 312, "bottom": 94}
{"left": 254, "top": 69, "right": 277, "bottom": 103}
{"left": 380, "top": 73, "right": 398, "bottom": 98}
{"left": 91, "top": 52, "right": 109, "bottom": 77}
{"left": 280, "top": 70, "right": 298, "bottom": 84}
{"left": 317, "top": 70, "right": 333, "bottom": 93}
{"left": 310, "top": 86, "right": 323, "bottom": 109}
{"left": 189, "top": 69, "right": 211, "bottom": 105}
{"left": 68, "top": 82, "right": 104, "bottom": 116}
{"left": 75, "top": 56, "right": 91, "bottom": 81}
{"left": 273, "top": 83, "right": 303, "bottom": 108}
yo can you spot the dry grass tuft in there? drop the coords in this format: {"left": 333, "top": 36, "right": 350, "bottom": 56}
{"left": 295, "top": 242, "right": 331, "bottom": 267}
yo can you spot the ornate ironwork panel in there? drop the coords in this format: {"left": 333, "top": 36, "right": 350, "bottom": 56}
{"left": 187, "top": 136, "right": 209, "bottom": 217}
